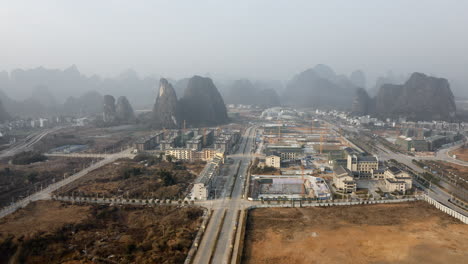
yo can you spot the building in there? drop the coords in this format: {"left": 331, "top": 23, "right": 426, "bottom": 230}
{"left": 426, "top": 135, "right": 448, "bottom": 150}
{"left": 333, "top": 165, "right": 357, "bottom": 193}
{"left": 265, "top": 144, "right": 303, "bottom": 160}
{"left": 250, "top": 174, "right": 331, "bottom": 200}
{"left": 385, "top": 178, "right": 406, "bottom": 193}
{"left": 396, "top": 136, "right": 430, "bottom": 152}
{"left": 165, "top": 148, "right": 224, "bottom": 162}
{"left": 186, "top": 135, "right": 203, "bottom": 151}
{"left": 190, "top": 153, "right": 224, "bottom": 200}
{"left": 346, "top": 154, "right": 379, "bottom": 175}
{"left": 166, "top": 148, "right": 193, "bottom": 161}
{"left": 384, "top": 166, "right": 412, "bottom": 191}
{"left": 265, "top": 155, "right": 281, "bottom": 169}
{"left": 134, "top": 132, "right": 164, "bottom": 152}
{"left": 411, "top": 139, "right": 429, "bottom": 152}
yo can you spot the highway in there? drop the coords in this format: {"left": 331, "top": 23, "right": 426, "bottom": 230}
{"left": 0, "top": 148, "right": 135, "bottom": 219}
{"left": 0, "top": 126, "right": 64, "bottom": 159}
{"left": 192, "top": 126, "right": 256, "bottom": 264}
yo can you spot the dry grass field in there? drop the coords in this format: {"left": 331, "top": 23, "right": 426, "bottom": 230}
{"left": 242, "top": 202, "right": 468, "bottom": 264}
{"left": 0, "top": 200, "right": 203, "bottom": 264}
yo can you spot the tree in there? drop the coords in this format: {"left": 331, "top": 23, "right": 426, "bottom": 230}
{"left": 158, "top": 170, "right": 175, "bottom": 186}
{"left": 166, "top": 155, "right": 174, "bottom": 163}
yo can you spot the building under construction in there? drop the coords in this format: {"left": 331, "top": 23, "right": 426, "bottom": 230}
{"left": 250, "top": 174, "right": 331, "bottom": 200}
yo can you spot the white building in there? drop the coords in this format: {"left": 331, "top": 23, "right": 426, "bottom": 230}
{"left": 265, "top": 155, "right": 281, "bottom": 168}
{"left": 333, "top": 165, "right": 357, "bottom": 193}
{"left": 192, "top": 183, "right": 208, "bottom": 200}
{"left": 190, "top": 153, "right": 224, "bottom": 200}
{"left": 384, "top": 166, "right": 413, "bottom": 192}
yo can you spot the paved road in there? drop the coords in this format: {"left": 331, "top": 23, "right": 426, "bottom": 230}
{"left": 431, "top": 143, "right": 468, "bottom": 166}
{"left": 193, "top": 126, "right": 256, "bottom": 264}
{"left": 46, "top": 151, "right": 133, "bottom": 159}
{"left": 0, "top": 148, "right": 135, "bottom": 219}
{"left": 0, "top": 126, "right": 64, "bottom": 159}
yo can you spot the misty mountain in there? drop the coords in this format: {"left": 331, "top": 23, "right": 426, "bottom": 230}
{"left": 0, "top": 66, "right": 157, "bottom": 110}
{"left": 62, "top": 91, "right": 104, "bottom": 116}
{"left": 282, "top": 64, "right": 357, "bottom": 109}
{"left": 224, "top": 79, "right": 280, "bottom": 107}
{"left": 152, "top": 78, "right": 179, "bottom": 128}
{"left": 116, "top": 96, "right": 136, "bottom": 124}
{"left": 172, "top": 78, "right": 190, "bottom": 99}
{"left": 349, "top": 70, "right": 366, "bottom": 89}
{"left": 354, "top": 72, "right": 457, "bottom": 121}
{"left": 103, "top": 95, "right": 117, "bottom": 123}
{"left": 351, "top": 88, "right": 371, "bottom": 116}
{"left": 178, "top": 76, "right": 228, "bottom": 127}
{"left": 0, "top": 89, "right": 49, "bottom": 118}
{"left": 0, "top": 99, "right": 11, "bottom": 123}
{"left": 368, "top": 72, "right": 408, "bottom": 97}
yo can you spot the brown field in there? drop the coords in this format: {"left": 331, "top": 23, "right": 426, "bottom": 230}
{"left": 33, "top": 125, "right": 150, "bottom": 154}
{"left": 0, "top": 200, "right": 203, "bottom": 264}
{"left": 242, "top": 202, "right": 468, "bottom": 264}
{"left": 450, "top": 146, "right": 468, "bottom": 162}
{"left": 55, "top": 158, "right": 201, "bottom": 199}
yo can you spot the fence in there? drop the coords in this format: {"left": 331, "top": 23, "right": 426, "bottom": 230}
{"left": 247, "top": 196, "right": 424, "bottom": 209}
{"left": 184, "top": 209, "right": 212, "bottom": 264}
{"left": 52, "top": 195, "right": 197, "bottom": 207}
{"left": 423, "top": 194, "right": 468, "bottom": 224}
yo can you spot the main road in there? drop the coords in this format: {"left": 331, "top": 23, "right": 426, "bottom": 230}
{"left": 192, "top": 126, "right": 256, "bottom": 264}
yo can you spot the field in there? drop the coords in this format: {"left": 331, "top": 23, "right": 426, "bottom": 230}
{"left": 0, "top": 200, "right": 203, "bottom": 264}
{"left": 449, "top": 146, "right": 468, "bottom": 162}
{"left": 33, "top": 125, "right": 150, "bottom": 154}
{"left": 55, "top": 157, "right": 203, "bottom": 200}
{"left": 0, "top": 157, "right": 95, "bottom": 208}
{"left": 242, "top": 202, "right": 468, "bottom": 264}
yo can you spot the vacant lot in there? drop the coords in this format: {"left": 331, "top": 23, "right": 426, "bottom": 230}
{"left": 0, "top": 200, "right": 203, "bottom": 264}
{"left": 242, "top": 202, "right": 468, "bottom": 264}
{"left": 0, "top": 157, "right": 95, "bottom": 208}
{"left": 55, "top": 158, "right": 201, "bottom": 200}
{"left": 33, "top": 125, "right": 149, "bottom": 154}
{"left": 449, "top": 146, "right": 468, "bottom": 162}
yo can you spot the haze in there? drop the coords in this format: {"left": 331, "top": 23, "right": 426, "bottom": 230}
{"left": 1, "top": 0, "right": 468, "bottom": 92}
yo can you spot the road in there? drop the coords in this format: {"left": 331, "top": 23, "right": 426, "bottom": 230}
{"left": 431, "top": 143, "right": 468, "bottom": 166}
{"left": 0, "top": 126, "right": 64, "bottom": 159}
{"left": 0, "top": 148, "right": 135, "bottom": 219}
{"left": 193, "top": 126, "right": 256, "bottom": 264}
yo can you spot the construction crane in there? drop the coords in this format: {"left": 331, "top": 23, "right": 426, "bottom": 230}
{"left": 320, "top": 131, "right": 324, "bottom": 154}
{"left": 182, "top": 120, "right": 187, "bottom": 143}
{"left": 203, "top": 128, "right": 207, "bottom": 146}
{"left": 301, "top": 165, "right": 306, "bottom": 198}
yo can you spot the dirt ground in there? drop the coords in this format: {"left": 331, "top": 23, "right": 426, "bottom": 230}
{"left": 54, "top": 158, "right": 199, "bottom": 200}
{"left": 450, "top": 146, "right": 468, "bottom": 162}
{"left": 0, "top": 200, "right": 203, "bottom": 264}
{"left": 33, "top": 125, "right": 150, "bottom": 154}
{"left": 242, "top": 202, "right": 468, "bottom": 264}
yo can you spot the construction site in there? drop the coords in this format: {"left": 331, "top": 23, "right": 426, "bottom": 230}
{"left": 250, "top": 119, "right": 350, "bottom": 200}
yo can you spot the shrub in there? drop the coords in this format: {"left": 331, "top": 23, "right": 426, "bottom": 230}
{"left": 12, "top": 151, "right": 47, "bottom": 165}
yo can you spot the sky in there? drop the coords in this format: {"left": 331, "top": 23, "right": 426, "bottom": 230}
{"left": 1, "top": 0, "right": 468, "bottom": 89}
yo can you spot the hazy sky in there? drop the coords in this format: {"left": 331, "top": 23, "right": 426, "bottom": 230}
{"left": 1, "top": 0, "right": 468, "bottom": 86}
